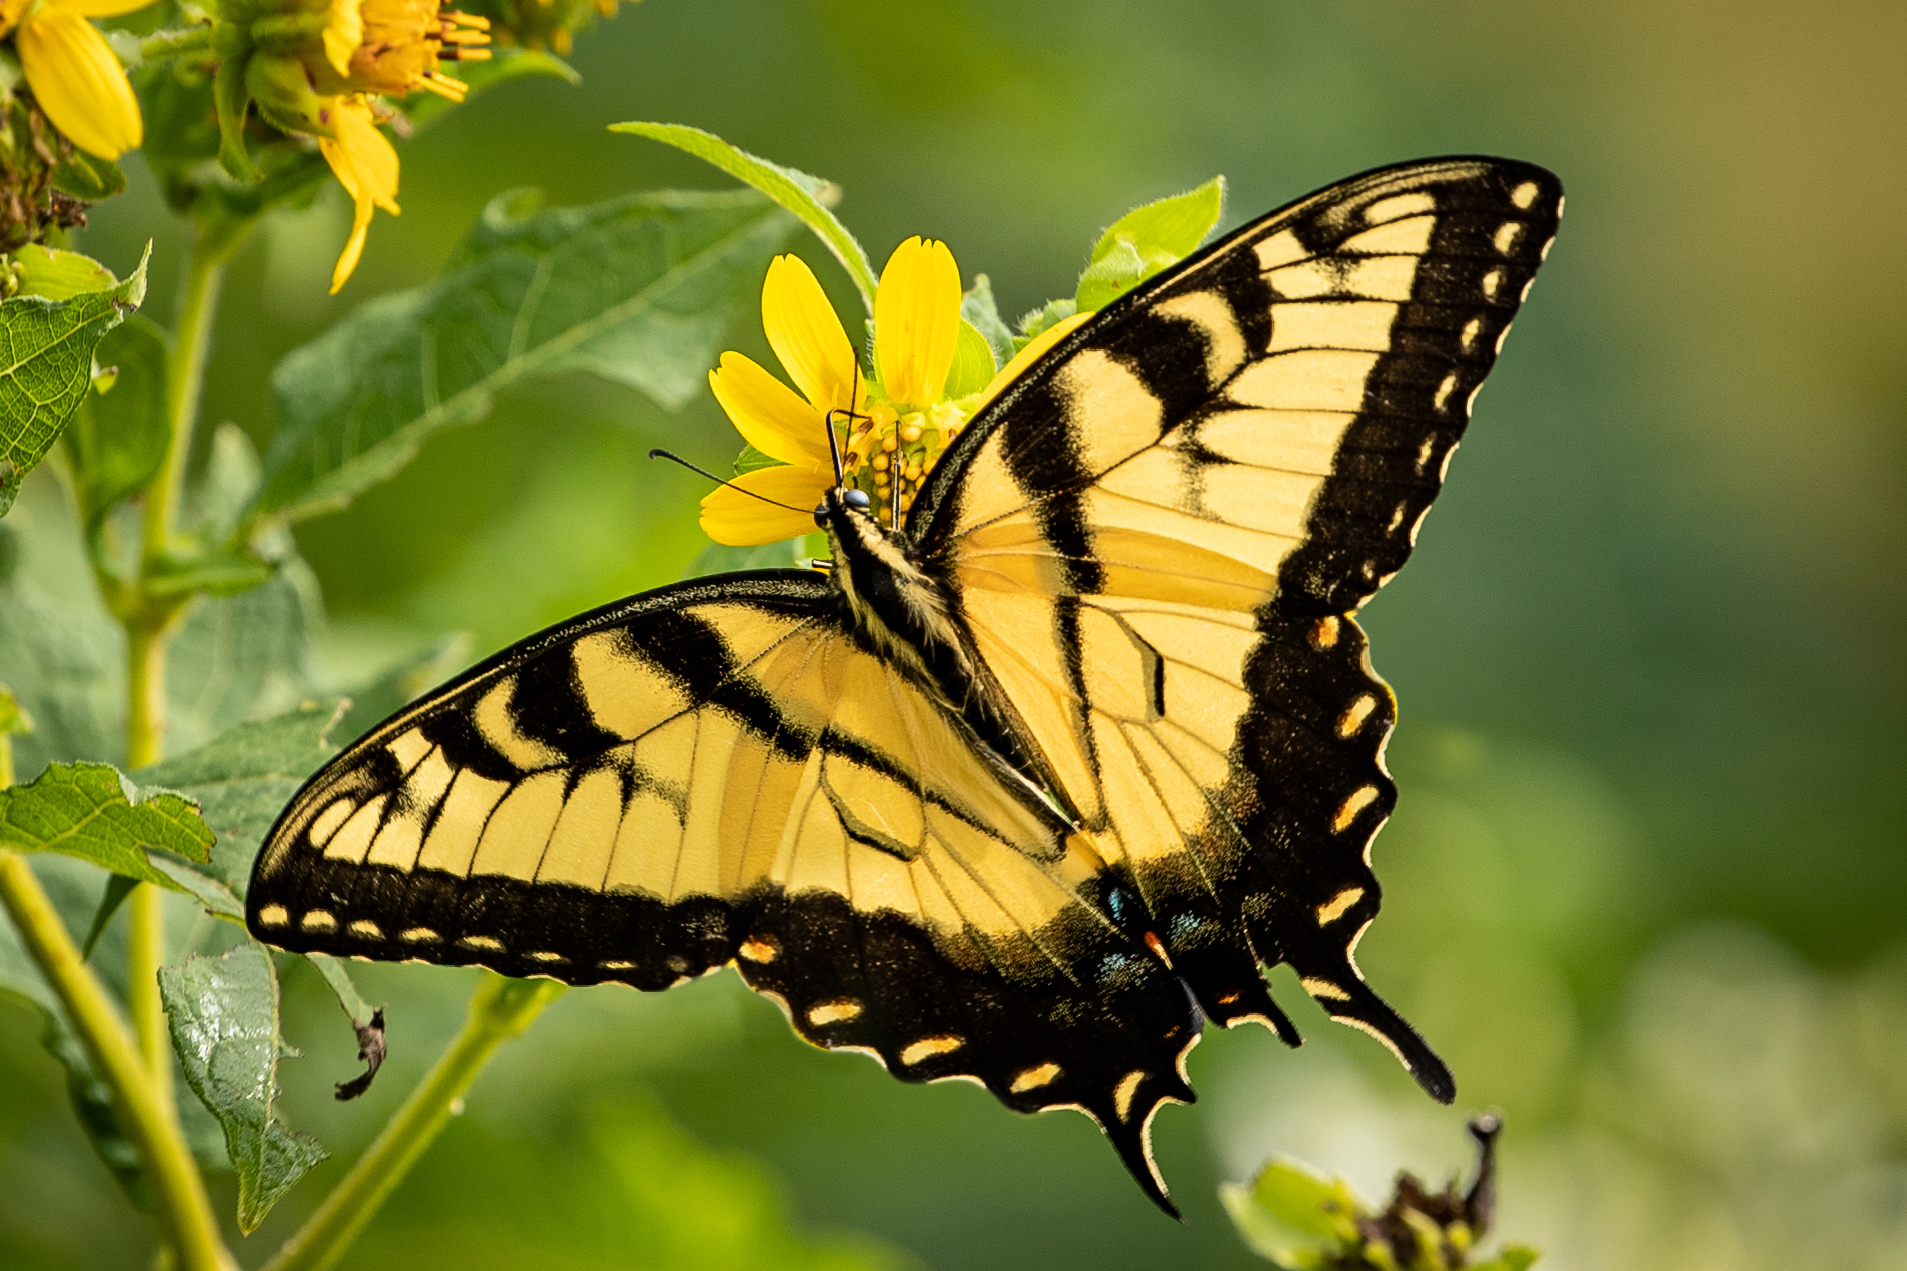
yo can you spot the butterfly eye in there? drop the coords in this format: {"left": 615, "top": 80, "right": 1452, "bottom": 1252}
{"left": 843, "top": 488, "right": 872, "bottom": 512}
{"left": 812, "top": 503, "right": 829, "bottom": 528}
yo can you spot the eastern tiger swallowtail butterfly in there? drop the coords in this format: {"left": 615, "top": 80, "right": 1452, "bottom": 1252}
{"left": 247, "top": 156, "right": 1562, "bottom": 1216}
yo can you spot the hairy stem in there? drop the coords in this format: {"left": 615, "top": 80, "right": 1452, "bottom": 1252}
{"left": 261, "top": 975, "right": 565, "bottom": 1271}
{"left": 0, "top": 853, "right": 235, "bottom": 1271}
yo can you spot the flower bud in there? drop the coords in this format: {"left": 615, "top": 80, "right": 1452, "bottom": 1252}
{"left": 244, "top": 49, "right": 333, "bottom": 136}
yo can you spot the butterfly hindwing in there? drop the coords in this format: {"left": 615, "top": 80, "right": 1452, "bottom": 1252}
{"left": 913, "top": 157, "right": 1562, "bottom": 1098}
{"left": 248, "top": 572, "right": 1199, "bottom": 1207}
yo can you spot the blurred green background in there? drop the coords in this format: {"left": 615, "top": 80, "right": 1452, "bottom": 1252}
{"left": 6, "top": 0, "right": 1906, "bottom": 1267}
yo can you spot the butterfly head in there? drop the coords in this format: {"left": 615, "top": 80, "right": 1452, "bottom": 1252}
{"left": 812, "top": 485, "right": 873, "bottom": 529}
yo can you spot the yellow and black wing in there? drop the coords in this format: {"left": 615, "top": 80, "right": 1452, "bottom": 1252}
{"left": 911, "top": 157, "right": 1563, "bottom": 1098}
{"left": 246, "top": 573, "right": 1200, "bottom": 1207}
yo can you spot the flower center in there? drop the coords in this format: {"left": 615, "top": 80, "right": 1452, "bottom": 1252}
{"left": 837, "top": 395, "right": 972, "bottom": 524}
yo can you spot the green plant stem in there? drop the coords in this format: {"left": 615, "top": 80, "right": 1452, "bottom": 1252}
{"left": 261, "top": 975, "right": 565, "bottom": 1271}
{"left": 144, "top": 233, "right": 226, "bottom": 576}
{"left": 0, "top": 852, "right": 235, "bottom": 1271}
{"left": 139, "top": 25, "right": 214, "bottom": 61}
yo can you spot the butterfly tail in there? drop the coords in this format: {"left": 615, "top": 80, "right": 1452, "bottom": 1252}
{"left": 1295, "top": 962, "right": 1455, "bottom": 1103}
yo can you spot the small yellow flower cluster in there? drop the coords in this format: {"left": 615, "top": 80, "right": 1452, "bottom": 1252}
{"left": 702, "top": 238, "right": 1093, "bottom": 547}
{"left": 223, "top": 0, "right": 490, "bottom": 291}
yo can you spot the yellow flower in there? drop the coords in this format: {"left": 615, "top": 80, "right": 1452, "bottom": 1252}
{"left": 702, "top": 237, "right": 1078, "bottom": 547}
{"left": 317, "top": 96, "right": 399, "bottom": 293}
{"left": 314, "top": 0, "right": 490, "bottom": 101}
{"left": 1, "top": 0, "right": 155, "bottom": 160}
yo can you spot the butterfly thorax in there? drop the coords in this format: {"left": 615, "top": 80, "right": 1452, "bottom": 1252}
{"left": 821, "top": 489, "right": 1051, "bottom": 786}
{"left": 822, "top": 489, "right": 969, "bottom": 693}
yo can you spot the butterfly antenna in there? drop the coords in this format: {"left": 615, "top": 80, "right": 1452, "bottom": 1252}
{"left": 822, "top": 364, "right": 860, "bottom": 488}
{"left": 647, "top": 449, "right": 810, "bottom": 514}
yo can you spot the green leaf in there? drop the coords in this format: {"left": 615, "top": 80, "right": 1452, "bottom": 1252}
{"left": 50, "top": 151, "right": 128, "bottom": 202}
{"left": 166, "top": 558, "right": 327, "bottom": 755}
{"left": 1016, "top": 296, "right": 1077, "bottom": 347}
{"left": 944, "top": 320, "right": 998, "bottom": 398}
{"left": 1075, "top": 176, "right": 1224, "bottom": 311}
{"left": 961, "top": 273, "right": 1015, "bottom": 366}
{"left": 159, "top": 940, "right": 328, "bottom": 1232}
{"left": 253, "top": 187, "right": 799, "bottom": 526}
{"left": 10, "top": 246, "right": 120, "bottom": 301}
{"left": 1473, "top": 1244, "right": 1542, "bottom": 1271}
{"left": 0, "top": 855, "right": 145, "bottom": 1202}
{"left": 303, "top": 951, "right": 373, "bottom": 1027}
{"left": 334, "top": 634, "right": 471, "bottom": 745}
{"left": 0, "top": 681, "right": 29, "bottom": 737}
{"left": 682, "top": 535, "right": 811, "bottom": 579}
{"left": 81, "top": 872, "right": 140, "bottom": 958}
{"left": 0, "top": 246, "right": 147, "bottom": 516}
{"left": 0, "top": 761, "right": 214, "bottom": 886}
{"left": 136, "top": 699, "right": 345, "bottom": 896}
{"left": 0, "top": 521, "right": 123, "bottom": 775}
{"left": 61, "top": 315, "right": 171, "bottom": 530}
{"left": 405, "top": 47, "right": 580, "bottom": 130}
{"left": 1220, "top": 1158, "right": 1366, "bottom": 1269}
{"left": 610, "top": 121, "right": 878, "bottom": 316}
{"left": 733, "top": 443, "right": 784, "bottom": 475}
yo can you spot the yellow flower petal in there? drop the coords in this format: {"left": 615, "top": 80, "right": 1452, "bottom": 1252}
{"left": 16, "top": 9, "right": 140, "bottom": 159}
{"left": 972, "top": 310, "right": 1096, "bottom": 414}
{"left": 761, "top": 254, "right": 862, "bottom": 417}
{"left": 708, "top": 353, "right": 836, "bottom": 470}
{"left": 329, "top": 197, "right": 374, "bottom": 294}
{"left": 874, "top": 237, "right": 961, "bottom": 411}
{"left": 699, "top": 463, "right": 829, "bottom": 547}
{"left": 62, "top": 0, "right": 158, "bottom": 18}
{"left": 318, "top": 98, "right": 399, "bottom": 292}
{"left": 322, "top": 0, "right": 364, "bottom": 79}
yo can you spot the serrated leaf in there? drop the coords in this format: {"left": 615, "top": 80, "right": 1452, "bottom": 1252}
{"left": 159, "top": 940, "right": 327, "bottom": 1231}
{"left": 0, "top": 761, "right": 213, "bottom": 885}
{"left": 611, "top": 121, "right": 878, "bottom": 315}
{"left": 136, "top": 699, "right": 345, "bottom": 896}
{"left": 61, "top": 314, "right": 171, "bottom": 529}
{"left": 1075, "top": 176, "right": 1224, "bottom": 311}
{"left": 405, "top": 48, "right": 580, "bottom": 130}
{"left": 944, "top": 320, "right": 998, "bottom": 399}
{"left": 961, "top": 274, "right": 1015, "bottom": 366}
{"left": 252, "top": 188, "right": 798, "bottom": 526}
{"left": 10, "top": 246, "right": 120, "bottom": 301}
{"left": 0, "top": 246, "right": 147, "bottom": 516}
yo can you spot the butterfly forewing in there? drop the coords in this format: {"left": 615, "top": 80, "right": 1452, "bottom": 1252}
{"left": 914, "top": 157, "right": 1562, "bottom": 1099}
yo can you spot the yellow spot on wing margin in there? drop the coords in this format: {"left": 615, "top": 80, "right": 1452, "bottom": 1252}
{"left": 1011, "top": 1062, "right": 1061, "bottom": 1093}
{"left": 1316, "top": 886, "right": 1365, "bottom": 924}
{"left": 808, "top": 999, "right": 862, "bottom": 1026}
{"left": 899, "top": 1035, "right": 965, "bottom": 1066}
